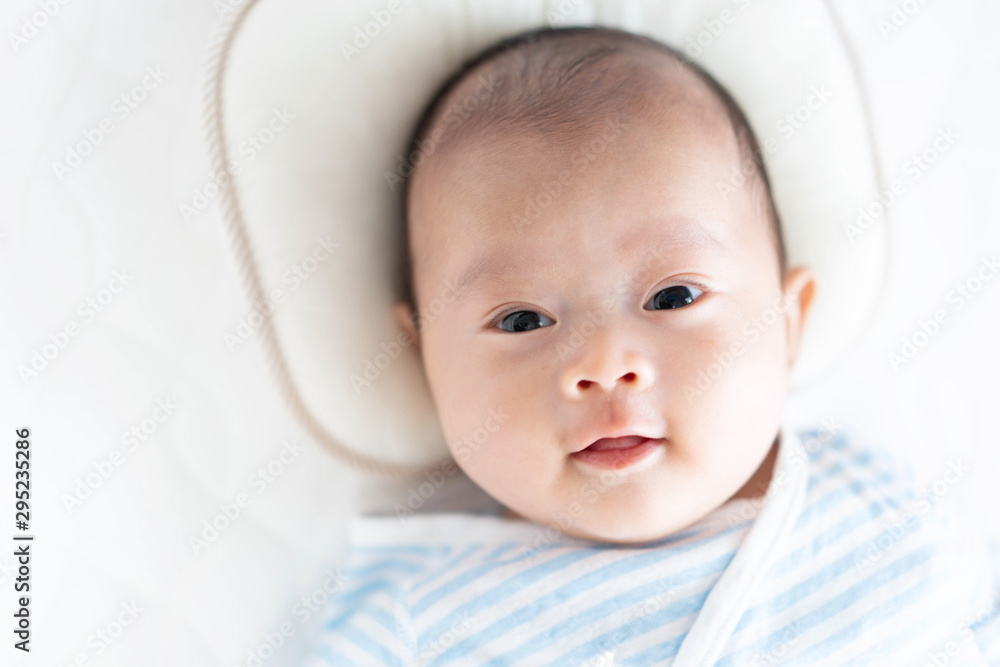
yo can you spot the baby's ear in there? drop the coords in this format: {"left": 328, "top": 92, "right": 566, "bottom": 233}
{"left": 393, "top": 302, "right": 421, "bottom": 354}
{"left": 782, "top": 266, "right": 817, "bottom": 369}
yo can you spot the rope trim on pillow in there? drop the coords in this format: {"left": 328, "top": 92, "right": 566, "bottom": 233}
{"left": 201, "top": 0, "right": 452, "bottom": 480}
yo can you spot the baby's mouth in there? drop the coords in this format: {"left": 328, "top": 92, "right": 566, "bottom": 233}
{"left": 581, "top": 435, "right": 651, "bottom": 451}
{"left": 570, "top": 436, "right": 665, "bottom": 471}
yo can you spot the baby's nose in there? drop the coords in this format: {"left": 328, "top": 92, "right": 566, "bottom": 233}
{"left": 562, "top": 350, "right": 655, "bottom": 398}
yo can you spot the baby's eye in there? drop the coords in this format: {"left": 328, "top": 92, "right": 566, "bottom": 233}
{"left": 495, "top": 310, "right": 555, "bottom": 333}
{"left": 646, "top": 285, "right": 704, "bottom": 310}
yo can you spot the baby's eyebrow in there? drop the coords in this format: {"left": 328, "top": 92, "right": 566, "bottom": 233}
{"left": 621, "top": 222, "right": 725, "bottom": 265}
{"left": 451, "top": 252, "right": 526, "bottom": 301}
{"left": 451, "top": 222, "right": 725, "bottom": 300}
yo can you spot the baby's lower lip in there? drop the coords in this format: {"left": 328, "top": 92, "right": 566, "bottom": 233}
{"left": 570, "top": 437, "right": 663, "bottom": 471}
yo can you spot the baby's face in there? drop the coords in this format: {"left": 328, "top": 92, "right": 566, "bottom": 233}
{"left": 398, "top": 94, "right": 814, "bottom": 543}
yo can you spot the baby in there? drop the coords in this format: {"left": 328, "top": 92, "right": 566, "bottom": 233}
{"left": 304, "top": 26, "right": 1000, "bottom": 666}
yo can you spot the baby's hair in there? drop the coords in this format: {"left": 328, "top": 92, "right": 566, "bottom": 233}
{"left": 396, "top": 26, "right": 787, "bottom": 331}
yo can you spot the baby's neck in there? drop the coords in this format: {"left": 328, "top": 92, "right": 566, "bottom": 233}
{"left": 729, "top": 437, "right": 780, "bottom": 501}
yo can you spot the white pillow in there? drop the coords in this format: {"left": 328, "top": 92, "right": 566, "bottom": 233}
{"left": 210, "top": 0, "right": 887, "bottom": 472}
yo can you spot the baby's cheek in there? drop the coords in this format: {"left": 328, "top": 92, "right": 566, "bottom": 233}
{"left": 673, "top": 311, "right": 787, "bottom": 420}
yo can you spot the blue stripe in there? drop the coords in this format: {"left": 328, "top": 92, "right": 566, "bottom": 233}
{"left": 411, "top": 514, "right": 752, "bottom": 619}
{"left": 969, "top": 594, "right": 1000, "bottom": 632}
{"left": 312, "top": 642, "right": 363, "bottom": 667}
{"left": 715, "top": 545, "right": 937, "bottom": 667}
{"left": 340, "top": 620, "right": 407, "bottom": 667}
{"left": 342, "top": 557, "right": 427, "bottom": 581}
{"left": 816, "top": 431, "right": 903, "bottom": 484}
{"left": 621, "top": 631, "right": 687, "bottom": 666}
{"left": 410, "top": 544, "right": 483, "bottom": 593}
{"left": 443, "top": 550, "right": 736, "bottom": 667}
{"left": 542, "top": 589, "right": 710, "bottom": 667}
{"left": 790, "top": 576, "right": 935, "bottom": 664}
{"left": 977, "top": 615, "right": 1000, "bottom": 654}
{"left": 802, "top": 444, "right": 865, "bottom": 491}
{"left": 763, "top": 489, "right": 907, "bottom": 584}
{"left": 791, "top": 446, "right": 899, "bottom": 533}
{"left": 796, "top": 428, "right": 849, "bottom": 459}
{"left": 414, "top": 546, "right": 601, "bottom": 619}
{"left": 819, "top": 448, "right": 873, "bottom": 483}
{"left": 839, "top": 591, "right": 951, "bottom": 666}
{"left": 733, "top": 504, "right": 931, "bottom": 637}
{"left": 483, "top": 543, "right": 517, "bottom": 561}
{"left": 363, "top": 603, "right": 405, "bottom": 637}
{"left": 418, "top": 519, "right": 753, "bottom": 648}
{"left": 326, "top": 579, "right": 406, "bottom": 627}
{"left": 793, "top": 464, "right": 897, "bottom": 534}
{"left": 792, "top": 482, "right": 847, "bottom": 533}
{"left": 836, "top": 434, "right": 906, "bottom": 489}
{"left": 803, "top": 458, "right": 847, "bottom": 495}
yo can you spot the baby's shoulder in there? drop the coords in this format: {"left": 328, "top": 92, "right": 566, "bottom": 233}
{"left": 303, "top": 541, "right": 452, "bottom": 663}
{"left": 790, "top": 422, "right": 990, "bottom": 584}
{"left": 793, "top": 422, "right": 925, "bottom": 507}
{"left": 335, "top": 541, "right": 451, "bottom": 595}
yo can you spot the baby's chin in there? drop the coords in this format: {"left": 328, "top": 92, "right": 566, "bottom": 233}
{"left": 504, "top": 499, "right": 724, "bottom": 546}
{"left": 493, "top": 442, "right": 778, "bottom": 543}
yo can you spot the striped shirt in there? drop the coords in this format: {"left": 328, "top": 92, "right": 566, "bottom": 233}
{"left": 302, "top": 425, "right": 1000, "bottom": 666}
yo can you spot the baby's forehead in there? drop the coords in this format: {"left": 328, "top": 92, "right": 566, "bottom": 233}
{"left": 413, "top": 127, "right": 776, "bottom": 294}
{"left": 415, "top": 118, "right": 746, "bottom": 265}
{"left": 405, "top": 31, "right": 746, "bottom": 229}
{"left": 431, "top": 38, "right": 729, "bottom": 155}
{"left": 414, "top": 59, "right": 738, "bottom": 216}
{"left": 416, "top": 77, "right": 739, "bottom": 213}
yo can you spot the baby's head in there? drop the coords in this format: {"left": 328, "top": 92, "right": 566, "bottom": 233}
{"left": 393, "top": 26, "right": 816, "bottom": 544}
